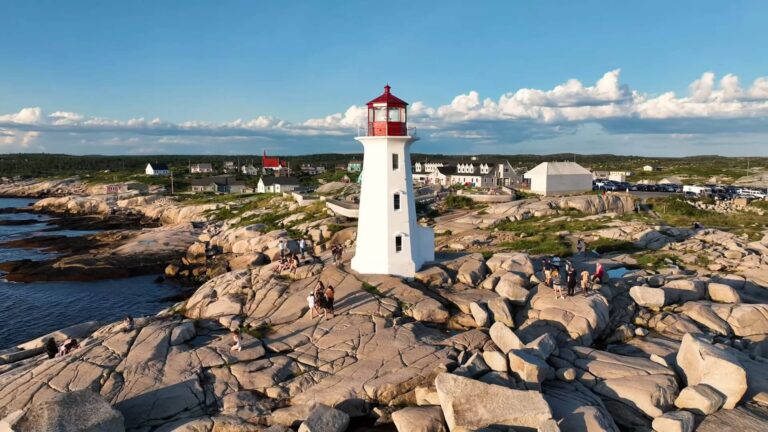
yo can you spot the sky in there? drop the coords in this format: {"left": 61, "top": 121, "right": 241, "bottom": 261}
{"left": 1, "top": 0, "right": 768, "bottom": 156}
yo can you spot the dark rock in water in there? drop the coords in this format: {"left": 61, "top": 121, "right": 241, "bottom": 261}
{"left": 154, "top": 276, "right": 165, "bottom": 284}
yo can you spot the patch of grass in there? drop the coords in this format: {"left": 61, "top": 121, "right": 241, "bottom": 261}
{"left": 498, "top": 235, "right": 571, "bottom": 257}
{"left": 635, "top": 252, "right": 681, "bottom": 269}
{"left": 361, "top": 282, "right": 383, "bottom": 297}
{"left": 750, "top": 200, "right": 768, "bottom": 211}
{"left": 435, "top": 229, "right": 453, "bottom": 237}
{"left": 495, "top": 214, "right": 609, "bottom": 236}
{"left": 695, "top": 254, "right": 711, "bottom": 267}
{"left": 444, "top": 195, "right": 477, "bottom": 209}
{"left": 243, "top": 323, "right": 273, "bottom": 338}
{"left": 590, "top": 238, "right": 638, "bottom": 254}
{"left": 648, "top": 197, "right": 768, "bottom": 240}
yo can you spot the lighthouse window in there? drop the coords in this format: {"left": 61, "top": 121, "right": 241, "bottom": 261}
{"left": 388, "top": 107, "right": 401, "bottom": 122}
{"left": 392, "top": 153, "right": 399, "bottom": 170}
{"left": 393, "top": 192, "right": 401, "bottom": 210}
{"left": 395, "top": 235, "right": 402, "bottom": 252}
{"left": 374, "top": 107, "right": 387, "bottom": 122}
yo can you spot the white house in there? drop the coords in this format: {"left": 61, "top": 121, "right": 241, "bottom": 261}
{"left": 351, "top": 85, "right": 434, "bottom": 278}
{"left": 413, "top": 160, "right": 446, "bottom": 173}
{"left": 256, "top": 176, "right": 300, "bottom": 194}
{"left": 145, "top": 163, "right": 170, "bottom": 176}
{"left": 191, "top": 163, "right": 213, "bottom": 174}
{"left": 524, "top": 162, "right": 593, "bottom": 196}
{"left": 643, "top": 165, "right": 661, "bottom": 172}
{"left": 609, "top": 171, "right": 632, "bottom": 182}
{"left": 241, "top": 164, "right": 259, "bottom": 176}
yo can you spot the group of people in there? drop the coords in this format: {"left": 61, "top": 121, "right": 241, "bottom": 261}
{"left": 44, "top": 337, "right": 79, "bottom": 359}
{"left": 542, "top": 257, "right": 604, "bottom": 300}
{"left": 275, "top": 253, "right": 302, "bottom": 274}
{"left": 307, "top": 281, "right": 335, "bottom": 319}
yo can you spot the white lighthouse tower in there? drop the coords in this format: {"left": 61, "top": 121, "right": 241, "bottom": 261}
{"left": 351, "top": 85, "right": 434, "bottom": 278}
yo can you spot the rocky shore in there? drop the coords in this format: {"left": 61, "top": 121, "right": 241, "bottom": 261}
{"left": 1, "top": 181, "right": 767, "bottom": 431}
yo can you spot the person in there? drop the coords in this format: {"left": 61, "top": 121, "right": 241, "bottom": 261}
{"left": 551, "top": 268, "right": 564, "bottom": 299}
{"left": 580, "top": 269, "right": 591, "bottom": 296}
{"left": 542, "top": 258, "right": 552, "bottom": 287}
{"left": 576, "top": 239, "right": 586, "bottom": 257}
{"left": 566, "top": 266, "right": 577, "bottom": 297}
{"left": 299, "top": 238, "right": 307, "bottom": 259}
{"left": 290, "top": 253, "right": 300, "bottom": 275}
{"left": 592, "top": 262, "right": 605, "bottom": 284}
{"left": 278, "top": 238, "right": 288, "bottom": 258}
{"left": 123, "top": 315, "right": 134, "bottom": 332}
{"left": 44, "top": 338, "right": 58, "bottom": 359}
{"left": 230, "top": 329, "right": 242, "bottom": 352}
{"left": 307, "top": 290, "right": 317, "bottom": 318}
{"left": 564, "top": 259, "right": 574, "bottom": 273}
{"left": 551, "top": 255, "right": 561, "bottom": 270}
{"left": 692, "top": 221, "right": 703, "bottom": 230}
{"left": 324, "top": 285, "right": 335, "bottom": 318}
{"left": 58, "top": 338, "right": 79, "bottom": 356}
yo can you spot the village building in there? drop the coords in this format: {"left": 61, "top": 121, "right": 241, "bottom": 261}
{"left": 262, "top": 151, "right": 290, "bottom": 175}
{"left": 413, "top": 160, "right": 447, "bottom": 173}
{"left": 418, "top": 160, "right": 523, "bottom": 187}
{"left": 256, "top": 176, "right": 301, "bottom": 194}
{"left": 190, "top": 163, "right": 214, "bottom": 174}
{"left": 300, "top": 163, "right": 326, "bottom": 175}
{"left": 643, "top": 165, "right": 662, "bottom": 172}
{"left": 223, "top": 161, "right": 237, "bottom": 172}
{"left": 145, "top": 163, "right": 170, "bottom": 176}
{"left": 524, "top": 161, "right": 593, "bottom": 196}
{"left": 347, "top": 160, "right": 363, "bottom": 173}
{"left": 191, "top": 176, "right": 249, "bottom": 194}
{"left": 105, "top": 182, "right": 148, "bottom": 195}
{"left": 351, "top": 85, "right": 434, "bottom": 278}
{"left": 241, "top": 164, "right": 259, "bottom": 176}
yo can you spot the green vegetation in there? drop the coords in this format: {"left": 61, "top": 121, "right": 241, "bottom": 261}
{"left": 590, "top": 238, "right": 638, "bottom": 254}
{"left": 498, "top": 236, "right": 571, "bottom": 257}
{"left": 444, "top": 195, "right": 477, "bottom": 209}
{"left": 361, "top": 282, "right": 383, "bottom": 297}
{"left": 495, "top": 213, "right": 610, "bottom": 236}
{"left": 635, "top": 252, "right": 681, "bottom": 269}
{"left": 648, "top": 197, "right": 768, "bottom": 240}
{"left": 750, "top": 200, "right": 768, "bottom": 211}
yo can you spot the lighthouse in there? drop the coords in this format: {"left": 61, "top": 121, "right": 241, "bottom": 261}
{"left": 351, "top": 85, "right": 435, "bottom": 278}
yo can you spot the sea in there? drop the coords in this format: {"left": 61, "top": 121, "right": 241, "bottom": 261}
{"left": 0, "top": 197, "right": 181, "bottom": 349}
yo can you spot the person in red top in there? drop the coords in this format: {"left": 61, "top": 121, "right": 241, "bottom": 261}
{"left": 592, "top": 262, "right": 605, "bottom": 284}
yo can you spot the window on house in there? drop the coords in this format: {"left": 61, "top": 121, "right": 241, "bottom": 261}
{"left": 392, "top": 153, "right": 399, "bottom": 170}
{"left": 395, "top": 235, "right": 402, "bottom": 252}
{"left": 393, "top": 193, "right": 401, "bottom": 210}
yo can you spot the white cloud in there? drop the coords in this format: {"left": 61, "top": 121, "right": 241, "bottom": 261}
{"left": 2, "top": 70, "right": 768, "bottom": 154}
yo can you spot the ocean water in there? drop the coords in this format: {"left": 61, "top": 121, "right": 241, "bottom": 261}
{"left": 0, "top": 197, "right": 181, "bottom": 349}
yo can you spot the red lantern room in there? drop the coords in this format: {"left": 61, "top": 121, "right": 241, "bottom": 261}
{"left": 366, "top": 85, "right": 408, "bottom": 136}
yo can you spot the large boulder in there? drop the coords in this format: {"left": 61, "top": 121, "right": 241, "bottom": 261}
{"left": 456, "top": 256, "right": 488, "bottom": 287}
{"left": 489, "top": 322, "right": 523, "bottom": 353}
{"left": 661, "top": 279, "right": 706, "bottom": 304}
{"left": 469, "top": 302, "right": 490, "bottom": 328}
{"left": 674, "top": 384, "right": 725, "bottom": 415}
{"left": 486, "top": 252, "right": 535, "bottom": 276}
{"left": 298, "top": 404, "right": 350, "bottom": 432}
{"left": 391, "top": 406, "right": 447, "bottom": 432}
{"left": 409, "top": 298, "right": 450, "bottom": 324}
{"left": 707, "top": 282, "right": 741, "bottom": 304}
{"left": 676, "top": 333, "right": 747, "bottom": 409}
{"left": 494, "top": 273, "right": 531, "bottom": 305}
{"left": 508, "top": 349, "right": 555, "bottom": 386}
{"left": 486, "top": 297, "right": 514, "bottom": 327}
{"left": 415, "top": 266, "right": 452, "bottom": 289}
{"left": 542, "top": 381, "right": 619, "bottom": 432}
{"left": 629, "top": 286, "right": 665, "bottom": 308}
{"left": 651, "top": 410, "right": 694, "bottom": 432}
{"left": 11, "top": 389, "right": 124, "bottom": 432}
{"left": 186, "top": 241, "right": 207, "bottom": 265}
{"left": 434, "top": 373, "right": 553, "bottom": 431}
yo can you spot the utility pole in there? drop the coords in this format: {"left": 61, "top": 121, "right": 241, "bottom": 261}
{"left": 170, "top": 169, "right": 174, "bottom": 195}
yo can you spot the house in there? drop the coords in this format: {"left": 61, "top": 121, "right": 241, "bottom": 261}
{"left": 256, "top": 176, "right": 301, "bottom": 194}
{"left": 262, "top": 151, "right": 288, "bottom": 174}
{"left": 241, "top": 164, "right": 259, "bottom": 176}
{"left": 191, "top": 163, "right": 213, "bottom": 174}
{"left": 191, "top": 176, "right": 249, "bottom": 194}
{"left": 643, "top": 165, "right": 662, "bottom": 172}
{"left": 524, "top": 162, "right": 593, "bottom": 196}
{"left": 347, "top": 160, "right": 363, "bottom": 172}
{"left": 421, "top": 159, "right": 522, "bottom": 187}
{"left": 300, "top": 163, "right": 326, "bottom": 175}
{"left": 609, "top": 171, "right": 632, "bottom": 182}
{"left": 428, "top": 166, "right": 458, "bottom": 186}
{"left": 413, "top": 160, "right": 447, "bottom": 173}
{"left": 223, "top": 161, "right": 237, "bottom": 172}
{"left": 105, "top": 181, "right": 148, "bottom": 195}
{"left": 145, "top": 163, "right": 170, "bottom": 176}
{"left": 334, "top": 163, "right": 348, "bottom": 171}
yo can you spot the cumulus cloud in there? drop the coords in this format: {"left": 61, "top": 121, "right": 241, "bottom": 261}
{"left": 2, "top": 70, "right": 768, "bottom": 154}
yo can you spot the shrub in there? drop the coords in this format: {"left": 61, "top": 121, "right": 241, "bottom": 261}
{"left": 444, "top": 194, "right": 476, "bottom": 209}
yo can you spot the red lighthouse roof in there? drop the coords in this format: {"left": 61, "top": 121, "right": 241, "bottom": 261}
{"left": 366, "top": 85, "right": 408, "bottom": 107}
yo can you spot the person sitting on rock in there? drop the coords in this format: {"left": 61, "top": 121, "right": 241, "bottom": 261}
{"left": 230, "top": 329, "right": 242, "bottom": 352}
{"left": 290, "top": 253, "right": 301, "bottom": 274}
{"left": 276, "top": 255, "right": 290, "bottom": 273}
{"left": 324, "top": 285, "right": 336, "bottom": 319}
{"left": 580, "top": 269, "right": 591, "bottom": 296}
{"left": 58, "top": 338, "right": 79, "bottom": 356}
{"left": 44, "top": 338, "right": 58, "bottom": 359}
{"left": 123, "top": 315, "right": 134, "bottom": 332}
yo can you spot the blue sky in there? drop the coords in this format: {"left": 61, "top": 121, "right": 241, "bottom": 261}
{"left": 1, "top": 0, "right": 768, "bottom": 156}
